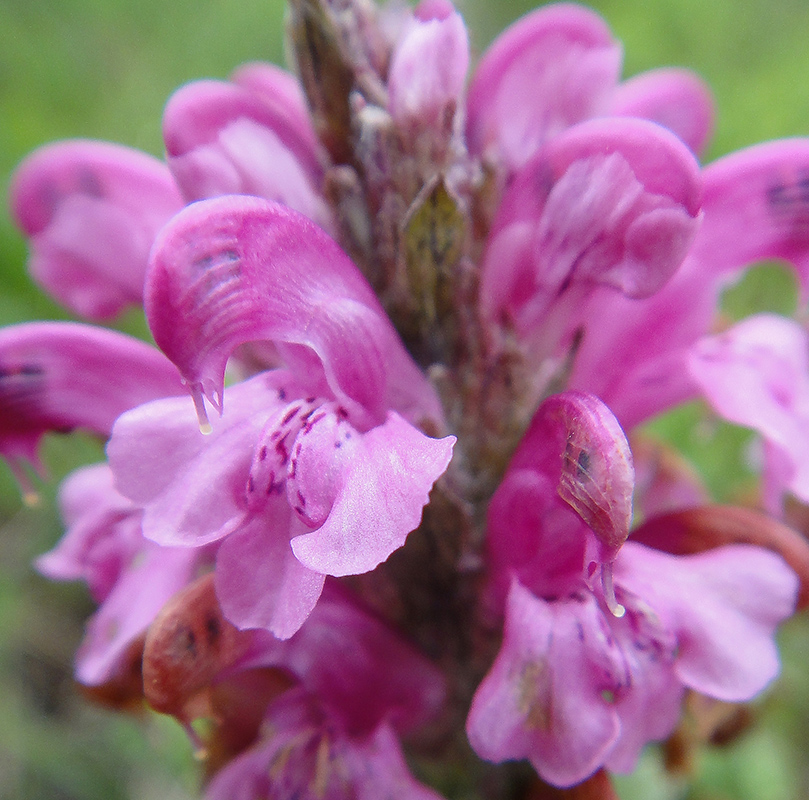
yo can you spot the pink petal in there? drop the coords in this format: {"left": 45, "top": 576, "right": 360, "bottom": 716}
{"left": 566, "top": 273, "right": 706, "bottom": 428}
{"left": 230, "top": 62, "right": 319, "bottom": 155}
{"left": 485, "top": 467, "right": 589, "bottom": 611}
{"left": 215, "top": 514, "right": 325, "bottom": 640}
{"left": 145, "top": 195, "right": 442, "bottom": 429}
{"left": 0, "top": 322, "right": 184, "bottom": 476}
{"left": 108, "top": 371, "right": 286, "bottom": 547}
{"left": 9, "top": 140, "right": 183, "bottom": 318}
{"left": 290, "top": 410, "right": 455, "bottom": 575}
{"left": 206, "top": 689, "right": 444, "bottom": 800}
{"left": 467, "top": 581, "right": 622, "bottom": 788}
{"left": 568, "top": 139, "right": 809, "bottom": 428}
{"left": 609, "top": 68, "right": 714, "bottom": 155}
{"left": 689, "top": 138, "right": 809, "bottom": 296}
{"left": 163, "top": 79, "right": 332, "bottom": 230}
{"left": 603, "top": 615, "right": 684, "bottom": 774}
{"left": 616, "top": 542, "right": 798, "bottom": 701}
{"left": 688, "top": 314, "right": 809, "bottom": 503}
{"left": 75, "top": 541, "right": 200, "bottom": 685}
{"left": 466, "top": 3, "right": 621, "bottom": 172}
{"left": 237, "top": 580, "right": 446, "bottom": 736}
{"left": 36, "top": 463, "right": 142, "bottom": 602}
{"left": 163, "top": 79, "right": 321, "bottom": 187}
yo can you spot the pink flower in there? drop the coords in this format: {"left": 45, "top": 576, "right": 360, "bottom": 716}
{"left": 0, "top": 323, "right": 199, "bottom": 688}
{"left": 4, "top": 1, "right": 808, "bottom": 796}
{"left": 479, "top": 117, "right": 702, "bottom": 355}
{"left": 205, "top": 688, "right": 444, "bottom": 800}
{"left": 142, "top": 578, "right": 445, "bottom": 797}
{"left": 0, "top": 321, "right": 184, "bottom": 498}
{"left": 568, "top": 139, "right": 809, "bottom": 429}
{"left": 467, "top": 392, "right": 797, "bottom": 787}
{"left": 39, "top": 463, "right": 207, "bottom": 687}
{"left": 108, "top": 196, "right": 455, "bottom": 638}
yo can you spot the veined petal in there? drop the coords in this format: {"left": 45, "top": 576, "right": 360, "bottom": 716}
{"left": 9, "top": 140, "right": 183, "bottom": 318}
{"left": 688, "top": 139, "right": 809, "bottom": 296}
{"left": 507, "top": 392, "right": 634, "bottom": 564}
{"left": 145, "top": 195, "right": 442, "bottom": 428}
{"left": 603, "top": 611, "right": 683, "bottom": 774}
{"left": 108, "top": 371, "right": 286, "bottom": 547}
{"left": 290, "top": 411, "right": 455, "bottom": 575}
{"left": 467, "top": 581, "right": 622, "bottom": 788}
{"left": 466, "top": 3, "right": 621, "bottom": 172}
{"left": 481, "top": 118, "right": 702, "bottom": 338}
{"left": 609, "top": 68, "right": 714, "bottom": 155}
{"left": 616, "top": 542, "right": 797, "bottom": 701}
{"left": 0, "top": 322, "right": 184, "bottom": 478}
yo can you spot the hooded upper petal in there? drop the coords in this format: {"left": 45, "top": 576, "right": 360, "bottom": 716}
{"left": 466, "top": 3, "right": 621, "bottom": 172}
{"left": 144, "top": 195, "right": 443, "bottom": 430}
{"left": 608, "top": 68, "right": 714, "bottom": 156}
{"left": 0, "top": 322, "right": 184, "bottom": 485}
{"left": 9, "top": 140, "right": 183, "bottom": 318}
{"left": 502, "top": 391, "right": 635, "bottom": 565}
{"left": 163, "top": 77, "right": 332, "bottom": 229}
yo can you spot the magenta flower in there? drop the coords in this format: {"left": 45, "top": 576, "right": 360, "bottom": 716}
{"left": 205, "top": 688, "right": 444, "bottom": 800}
{"left": 142, "top": 578, "right": 445, "bottom": 796}
{"left": 0, "top": 322, "right": 199, "bottom": 687}
{"left": 0, "top": 321, "right": 184, "bottom": 497}
{"left": 9, "top": 142, "right": 183, "bottom": 319}
{"left": 467, "top": 392, "right": 798, "bottom": 787}
{"left": 39, "top": 462, "right": 208, "bottom": 687}
{"left": 107, "top": 196, "right": 455, "bottom": 638}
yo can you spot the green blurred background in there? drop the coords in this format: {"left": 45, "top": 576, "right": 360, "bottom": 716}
{"left": 2, "top": 1, "right": 809, "bottom": 798}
